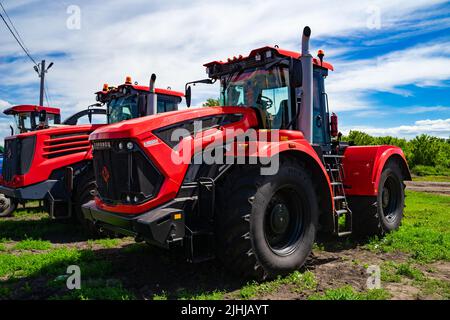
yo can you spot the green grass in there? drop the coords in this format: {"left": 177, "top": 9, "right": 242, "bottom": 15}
{"left": 420, "top": 278, "right": 450, "bottom": 299}
{"left": 13, "top": 239, "right": 52, "bottom": 251}
{"left": 367, "top": 191, "right": 450, "bottom": 263}
{"left": 0, "top": 248, "right": 82, "bottom": 279}
{"left": 381, "top": 261, "right": 450, "bottom": 299}
{"left": 87, "top": 238, "right": 121, "bottom": 249}
{"left": 0, "top": 216, "right": 83, "bottom": 241}
{"left": 308, "top": 286, "right": 391, "bottom": 300}
{"left": 0, "top": 248, "right": 112, "bottom": 280}
{"left": 52, "top": 282, "right": 134, "bottom": 300}
{"left": 178, "top": 290, "right": 225, "bottom": 300}
{"left": 153, "top": 292, "right": 168, "bottom": 300}
{"left": 413, "top": 175, "right": 450, "bottom": 183}
{"left": 239, "top": 271, "right": 317, "bottom": 299}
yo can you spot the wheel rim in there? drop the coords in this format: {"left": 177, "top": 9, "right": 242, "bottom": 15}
{"left": 264, "top": 186, "right": 304, "bottom": 256}
{"left": 381, "top": 176, "right": 400, "bottom": 223}
{"left": 0, "top": 196, "right": 10, "bottom": 211}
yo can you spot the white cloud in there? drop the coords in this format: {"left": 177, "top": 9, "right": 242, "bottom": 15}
{"left": 327, "top": 42, "right": 450, "bottom": 112}
{"left": 0, "top": 99, "right": 12, "bottom": 109}
{"left": 402, "top": 106, "right": 450, "bottom": 114}
{"left": 341, "top": 118, "right": 450, "bottom": 139}
{"left": 0, "top": 0, "right": 449, "bottom": 135}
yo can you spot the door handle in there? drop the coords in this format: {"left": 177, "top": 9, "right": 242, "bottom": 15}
{"left": 316, "top": 115, "right": 322, "bottom": 127}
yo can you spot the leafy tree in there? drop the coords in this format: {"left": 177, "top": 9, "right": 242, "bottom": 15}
{"left": 346, "top": 130, "right": 374, "bottom": 145}
{"left": 202, "top": 98, "right": 220, "bottom": 107}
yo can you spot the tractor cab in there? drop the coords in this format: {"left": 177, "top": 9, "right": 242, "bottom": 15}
{"left": 4, "top": 105, "right": 61, "bottom": 135}
{"left": 95, "top": 76, "right": 184, "bottom": 124}
{"left": 187, "top": 46, "right": 334, "bottom": 149}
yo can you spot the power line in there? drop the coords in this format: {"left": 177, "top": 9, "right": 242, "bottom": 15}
{"left": 0, "top": 2, "right": 54, "bottom": 107}
{"left": 44, "top": 78, "right": 51, "bottom": 106}
{"left": 0, "top": 2, "right": 30, "bottom": 54}
{"left": 0, "top": 5, "right": 38, "bottom": 66}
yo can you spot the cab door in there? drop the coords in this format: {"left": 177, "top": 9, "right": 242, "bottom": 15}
{"left": 312, "top": 69, "right": 331, "bottom": 148}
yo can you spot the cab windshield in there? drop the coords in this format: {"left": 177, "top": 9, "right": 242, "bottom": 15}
{"left": 13, "top": 112, "right": 35, "bottom": 133}
{"left": 220, "top": 66, "right": 291, "bottom": 129}
{"left": 107, "top": 95, "right": 138, "bottom": 124}
{"left": 12, "top": 112, "right": 58, "bottom": 134}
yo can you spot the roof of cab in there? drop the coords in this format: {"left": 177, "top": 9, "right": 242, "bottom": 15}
{"left": 3, "top": 105, "right": 61, "bottom": 116}
{"left": 96, "top": 85, "right": 184, "bottom": 97}
{"left": 204, "top": 46, "right": 334, "bottom": 71}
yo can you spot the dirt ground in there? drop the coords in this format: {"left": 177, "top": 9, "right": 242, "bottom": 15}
{"left": 406, "top": 181, "right": 450, "bottom": 196}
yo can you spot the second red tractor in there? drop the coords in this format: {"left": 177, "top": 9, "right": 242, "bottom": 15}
{"left": 0, "top": 76, "right": 183, "bottom": 234}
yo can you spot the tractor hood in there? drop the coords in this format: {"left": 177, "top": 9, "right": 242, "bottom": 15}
{"left": 6, "top": 123, "right": 102, "bottom": 140}
{"left": 89, "top": 106, "right": 258, "bottom": 141}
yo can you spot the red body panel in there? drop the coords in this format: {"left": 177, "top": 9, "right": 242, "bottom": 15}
{"left": 4, "top": 105, "right": 60, "bottom": 115}
{"left": 91, "top": 108, "right": 335, "bottom": 215}
{"left": 342, "top": 145, "right": 409, "bottom": 196}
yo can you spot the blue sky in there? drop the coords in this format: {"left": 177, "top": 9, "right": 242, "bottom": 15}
{"left": 0, "top": 0, "right": 449, "bottom": 139}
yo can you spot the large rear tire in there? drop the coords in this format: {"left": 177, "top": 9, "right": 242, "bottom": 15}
{"left": 0, "top": 194, "right": 17, "bottom": 217}
{"left": 352, "top": 161, "right": 405, "bottom": 237}
{"left": 215, "top": 159, "right": 319, "bottom": 280}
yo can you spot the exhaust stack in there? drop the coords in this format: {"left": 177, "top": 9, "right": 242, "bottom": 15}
{"left": 298, "top": 26, "right": 313, "bottom": 143}
{"left": 147, "top": 73, "right": 157, "bottom": 115}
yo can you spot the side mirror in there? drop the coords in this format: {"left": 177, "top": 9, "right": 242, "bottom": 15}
{"left": 185, "top": 86, "right": 192, "bottom": 108}
{"left": 38, "top": 110, "right": 47, "bottom": 123}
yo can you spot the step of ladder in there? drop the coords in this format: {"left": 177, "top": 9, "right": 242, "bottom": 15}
{"left": 335, "top": 209, "right": 348, "bottom": 216}
{"left": 323, "top": 154, "right": 344, "bottom": 158}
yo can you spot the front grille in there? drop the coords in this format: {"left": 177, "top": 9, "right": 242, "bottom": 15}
{"left": 92, "top": 140, "right": 163, "bottom": 205}
{"left": 43, "top": 132, "right": 90, "bottom": 159}
{"left": 3, "top": 138, "right": 19, "bottom": 181}
{"left": 2, "top": 136, "right": 35, "bottom": 182}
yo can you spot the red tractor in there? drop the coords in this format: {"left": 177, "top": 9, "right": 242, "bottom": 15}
{"left": 0, "top": 76, "right": 183, "bottom": 231}
{"left": 82, "top": 27, "right": 411, "bottom": 279}
{"left": 0, "top": 105, "right": 65, "bottom": 216}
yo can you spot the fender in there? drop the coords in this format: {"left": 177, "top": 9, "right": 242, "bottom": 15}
{"left": 343, "top": 145, "right": 411, "bottom": 196}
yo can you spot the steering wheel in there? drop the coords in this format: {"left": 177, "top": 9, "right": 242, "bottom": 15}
{"left": 257, "top": 95, "right": 273, "bottom": 110}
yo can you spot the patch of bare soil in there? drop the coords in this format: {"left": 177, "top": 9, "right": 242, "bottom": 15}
{"left": 406, "top": 181, "right": 450, "bottom": 196}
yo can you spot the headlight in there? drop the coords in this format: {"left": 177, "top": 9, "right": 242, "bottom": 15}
{"left": 118, "top": 142, "right": 124, "bottom": 150}
{"left": 126, "top": 142, "right": 134, "bottom": 150}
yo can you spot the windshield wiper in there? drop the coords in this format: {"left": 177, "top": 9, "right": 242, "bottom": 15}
{"left": 222, "top": 66, "right": 244, "bottom": 103}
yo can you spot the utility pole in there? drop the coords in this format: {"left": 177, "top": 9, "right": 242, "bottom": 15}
{"left": 34, "top": 60, "right": 53, "bottom": 106}
{"left": 39, "top": 59, "right": 45, "bottom": 106}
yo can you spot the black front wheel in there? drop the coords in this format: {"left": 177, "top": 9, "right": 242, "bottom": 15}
{"left": 215, "top": 158, "right": 319, "bottom": 280}
{"left": 0, "top": 194, "right": 17, "bottom": 217}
